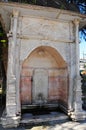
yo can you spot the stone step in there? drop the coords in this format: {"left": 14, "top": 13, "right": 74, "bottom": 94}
{"left": 21, "top": 112, "right": 69, "bottom": 125}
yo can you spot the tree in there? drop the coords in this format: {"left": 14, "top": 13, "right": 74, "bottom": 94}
{"left": 8, "top": 0, "right": 86, "bottom": 14}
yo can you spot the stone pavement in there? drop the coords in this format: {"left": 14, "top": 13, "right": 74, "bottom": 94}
{"left": 0, "top": 110, "right": 86, "bottom": 130}
{"left": 0, "top": 120, "right": 86, "bottom": 130}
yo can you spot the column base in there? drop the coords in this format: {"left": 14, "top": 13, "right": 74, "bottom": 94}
{"left": 69, "top": 110, "right": 86, "bottom": 121}
{"left": 1, "top": 110, "right": 20, "bottom": 128}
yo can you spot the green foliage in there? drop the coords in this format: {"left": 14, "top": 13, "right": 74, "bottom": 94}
{"left": 31, "top": 0, "right": 36, "bottom": 4}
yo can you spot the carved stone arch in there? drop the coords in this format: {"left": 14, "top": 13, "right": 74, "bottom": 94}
{"left": 22, "top": 46, "right": 67, "bottom": 68}
{"left": 20, "top": 46, "right": 68, "bottom": 107}
{"left": 0, "top": 14, "right": 5, "bottom": 32}
{"left": 0, "top": 5, "right": 12, "bottom": 33}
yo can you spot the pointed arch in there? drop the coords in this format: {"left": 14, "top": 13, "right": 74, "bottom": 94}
{"left": 22, "top": 46, "right": 67, "bottom": 69}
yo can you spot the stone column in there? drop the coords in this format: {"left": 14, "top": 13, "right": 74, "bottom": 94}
{"left": 70, "top": 19, "right": 86, "bottom": 120}
{"left": 1, "top": 10, "right": 20, "bottom": 128}
{"left": 15, "top": 18, "right": 22, "bottom": 116}
{"left": 68, "top": 44, "right": 75, "bottom": 115}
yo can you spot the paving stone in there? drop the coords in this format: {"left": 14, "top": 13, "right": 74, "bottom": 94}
{"left": 0, "top": 111, "right": 86, "bottom": 130}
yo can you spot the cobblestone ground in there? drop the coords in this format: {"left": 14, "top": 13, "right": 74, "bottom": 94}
{"left": 0, "top": 120, "right": 86, "bottom": 130}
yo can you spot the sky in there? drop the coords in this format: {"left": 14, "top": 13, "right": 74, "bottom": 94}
{"left": 80, "top": 39, "right": 86, "bottom": 59}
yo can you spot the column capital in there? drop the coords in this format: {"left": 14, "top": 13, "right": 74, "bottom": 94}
{"left": 73, "top": 19, "right": 80, "bottom": 26}
{"left": 13, "top": 10, "right": 19, "bottom": 18}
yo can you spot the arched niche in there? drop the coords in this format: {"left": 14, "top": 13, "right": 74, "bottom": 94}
{"left": 20, "top": 46, "right": 68, "bottom": 107}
